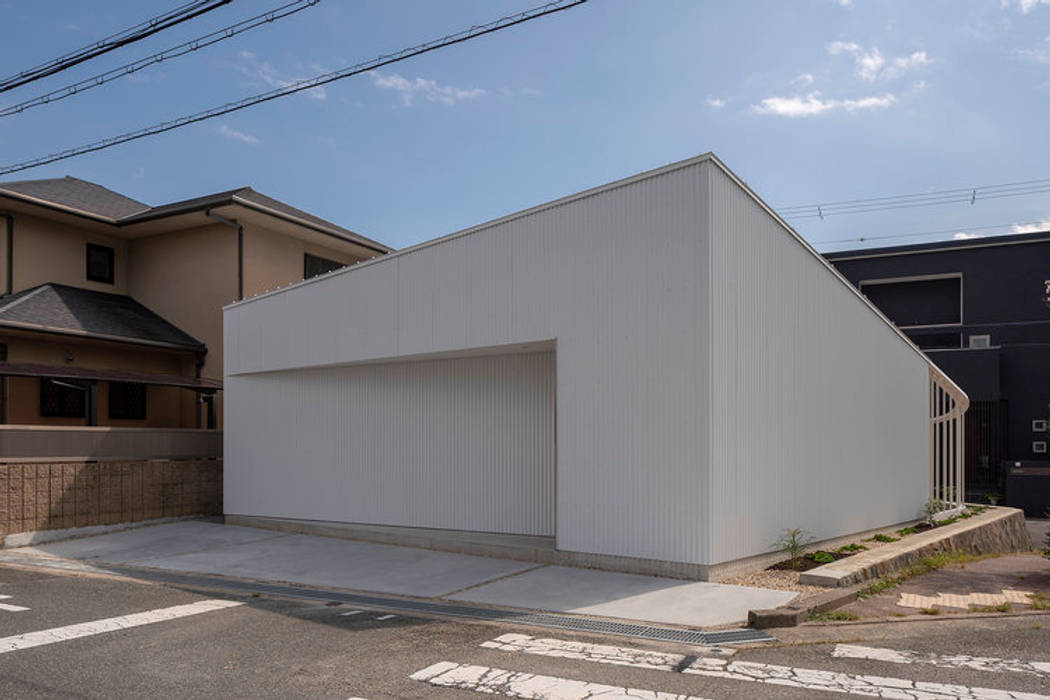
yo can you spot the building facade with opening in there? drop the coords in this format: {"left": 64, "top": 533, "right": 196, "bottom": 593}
{"left": 224, "top": 154, "right": 966, "bottom": 578}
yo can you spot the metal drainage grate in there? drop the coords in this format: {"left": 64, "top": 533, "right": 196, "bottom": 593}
{"left": 2, "top": 554, "right": 774, "bottom": 646}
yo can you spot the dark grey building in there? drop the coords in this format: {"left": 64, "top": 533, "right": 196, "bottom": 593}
{"left": 825, "top": 231, "right": 1050, "bottom": 515}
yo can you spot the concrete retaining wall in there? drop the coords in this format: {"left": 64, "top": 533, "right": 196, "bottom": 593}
{"left": 0, "top": 460, "right": 222, "bottom": 537}
{"left": 799, "top": 507, "right": 1032, "bottom": 588}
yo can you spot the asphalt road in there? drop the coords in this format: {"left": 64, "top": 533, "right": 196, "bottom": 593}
{"left": 1, "top": 562, "right": 1049, "bottom": 699}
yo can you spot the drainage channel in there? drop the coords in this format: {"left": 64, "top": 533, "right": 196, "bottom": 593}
{"left": 0, "top": 554, "right": 774, "bottom": 646}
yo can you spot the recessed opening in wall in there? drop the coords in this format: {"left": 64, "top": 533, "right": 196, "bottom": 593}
{"left": 860, "top": 274, "right": 961, "bottom": 328}
{"left": 1034, "top": 441, "right": 1048, "bottom": 454}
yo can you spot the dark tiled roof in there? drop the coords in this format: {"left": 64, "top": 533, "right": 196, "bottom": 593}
{"left": 0, "top": 176, "right": 392, "bottom": 253}
{"left": 0, "top": 176, "right": 149, "bottom": 219}
{"left": 0, "top": 283, "right": 205, "bottom": 352}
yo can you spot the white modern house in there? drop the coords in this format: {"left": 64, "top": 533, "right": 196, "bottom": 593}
{"left": 223, "top": 153, "right": 966, "bottom": 580}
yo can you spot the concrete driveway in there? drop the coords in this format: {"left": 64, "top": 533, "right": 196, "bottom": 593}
{"left": 3, "top": 519, "right": 796, "bottom": 628}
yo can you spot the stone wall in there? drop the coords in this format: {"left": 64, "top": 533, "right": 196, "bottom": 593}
{"left": 0, "top": 459, "right": 222, "bottom": 537}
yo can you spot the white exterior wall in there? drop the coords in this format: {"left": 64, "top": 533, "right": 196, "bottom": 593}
{"left": 225, "top": 154, "right": 940, "bottom": 569}
{"left": 226, "top": 160, "right": 713, "bottom": 565}
{"left": 706, "top": 164, "right": 930, "bottom": 565}
{"left": 224, "top": 352, "right": 556, "bottom": 535}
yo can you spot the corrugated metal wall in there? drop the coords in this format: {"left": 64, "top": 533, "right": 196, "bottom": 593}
{"left": 225, "top": 154, "right": 939, "bottom": 569}
{"left": 706, "top": 165, "right": 931, "bottom": 565}
{"left": 224, "top": 352, "right": 555, "bottom": 535}
{"left": 226, "top": 158, "right": 713, "bottom": 565}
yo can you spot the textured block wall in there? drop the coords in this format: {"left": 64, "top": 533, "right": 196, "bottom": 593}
{"left": 0, "top": 459, "right": 222, "bottom": 536}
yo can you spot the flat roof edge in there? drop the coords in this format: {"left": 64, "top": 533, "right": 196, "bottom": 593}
{"left": 224, "top": 152, "right": 717, "bottom": 310}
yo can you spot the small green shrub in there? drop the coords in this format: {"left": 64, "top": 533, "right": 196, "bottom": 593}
{"left": 808, "top": 610, "right": 859, "bottom": 622}
{"left": 919, "top": 607, "right": 940, "bottom": 615}
{"left": 970, "top": 602, "right": 1011, "bottom": 613}
{"left": 811, "top": 551, "right": 835, "bottom": 564}
{"left": 774, "top": 528, "right": 813, "bottom": 571}
{"left": 836, "top": 543, "right": 868, "bottom": 553}
{"left": 897, "top": 527, "right": 919, "bottom": 536}
{"left": 922, "top": 498, "right": 947, "bottom": 526}
{"left": 872, "top": 533, "right": 900, "bottom": 543}
{"left": 1029, "top": 592, "right": 1050, "bottom": 610}
{"left": 987, "top": 492, "right": 1001, "bottom": 505}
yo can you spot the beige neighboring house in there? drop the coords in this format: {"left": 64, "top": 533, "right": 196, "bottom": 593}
{"left": 0, "top": 176, "right": 391, "bottom": 433}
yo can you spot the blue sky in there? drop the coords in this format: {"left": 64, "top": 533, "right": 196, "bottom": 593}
{"left": 1, "top": 0, "right": 1049, "bottom": 252}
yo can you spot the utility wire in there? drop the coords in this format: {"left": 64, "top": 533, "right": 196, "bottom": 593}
{"left": 0, "top": 0, "right": 588, "bottom": 177}
{"left": 0, "top": 0, "right": 320, "bottom": 119}
{"left": 0, "top": 0, "right": 233, "bottom": 95}
{"left": 810, "top": 219, "right": 1050, "bottom": 249}
{"left": 777, "top": 176, "right": 1050, "bottom": 220}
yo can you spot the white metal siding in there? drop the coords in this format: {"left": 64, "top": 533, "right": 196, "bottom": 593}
{"left": 226, "top": 159, "right": 713, "bottom": 565}
{"left": 706, "top": 165, "right": 930, "bottom": 565}
{"left": 224, "top": 352, "right": 556, "bottom": 536}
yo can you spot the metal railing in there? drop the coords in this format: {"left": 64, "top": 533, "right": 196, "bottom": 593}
{"left": 0, "top": 425, "right": 221, "bottom": 462}
{"left": 930, "top": 367, "right": 968, "bottom": 510}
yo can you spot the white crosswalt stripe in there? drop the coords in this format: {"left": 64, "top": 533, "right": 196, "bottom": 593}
{"left": 0, "top": 599, "right": 243, "bottom": 654}
{"left": 411, "top": 661, "right": 710, "bottom": 699}
{"left": 834, "top": 644, "right": 1050, "bottom": 678}
{"left": 481, "top": 633, "right": 734, "bottom": 671}
{"left": 0, "top": 603, "right": 30, "bottom": 612}
{"left": 484, "top": 634, "right": 1050, "bottom": 700}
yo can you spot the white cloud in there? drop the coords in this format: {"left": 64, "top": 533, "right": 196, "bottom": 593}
{"left": 883, "top": 51, "right": 931, "bottom": 79}
{"left": 913, "top": 79, "right": 928, "bottom": 90}
{"left": 953, "top": 232, "right": 981, "bottom": 240}
{"left": 1012, "top": 218, "right": 1050, "bottom": 233}
{"left": 705, "top": 96, "right": 726, "bottom": 109}
{"left": 1004, "top": 0, "right": 1050, "bottom": 13}
{"left": 370, "top": 71, "right": 484, "bottom": 106}
{"left": 751, "top": 91, "right": 896, "bottom": 117}
{"left": 828, "top": 42, "right": 931, "bottom": 81}
{"left": 1014, "top": 47, "right": 1050, "bottom": 63}
{"left": 218, "top": 124, "right": 259, "bottom": 144}
{"left": 234, "top": 50, "right": 326, "bottom": 101}
{"left": 792, "top": 73, "right": 815, "bottom": 87}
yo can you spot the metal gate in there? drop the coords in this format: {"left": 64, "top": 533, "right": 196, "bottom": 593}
{"left": 964, "top": 399, "right": 1007, "bottom": 496}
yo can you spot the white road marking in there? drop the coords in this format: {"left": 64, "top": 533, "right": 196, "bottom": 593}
{"left": 0, "top": 595, "right": 12, "bottom": 599}
{"left": 834, "top": 644, "right": 1050, "bottom": 678}
{"left": 374, "top": 614, "right": 397, "bottom": 621}
{"left": 483, "top": 634, "right": 1050, "bottom": 700}
{"left": 0, "top": 603, "right": 30, "bottom": 612}
{"left": 411, "top": 661, "right": 709, "bottom": 699}
{"left": 0, "top": 599, "right": 243, "bottom": 654}
{"left": 339, "top": 610, "right": 364, "bottom": 616}
{"left": 481, "top": 633, "right": 734, "bottom": 671}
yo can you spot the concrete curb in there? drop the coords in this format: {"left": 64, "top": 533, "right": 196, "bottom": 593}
{"left": 798, "top": 507, "right": 1030, "bottom": 588}
{"left": 2, "top": 515, "right": 208, "bottom": 548}
{"left": 748, "top": 583, "right": 867, "bottom": 629}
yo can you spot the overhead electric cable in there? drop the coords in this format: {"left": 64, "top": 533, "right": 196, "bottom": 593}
{"left": 0, "top": 0, "right": 233, "bottom": 95}
{"left": 0, "top": 0, "right": 588, "bottom": 177}
{"left": 809, "top": 219, "right": 1050, "bottom": 249}
{"left": 777, "top": 176, "right": 1050, "bottom": 220}
{"left": 0, "top": 0, "right": 320, "bottom": 119}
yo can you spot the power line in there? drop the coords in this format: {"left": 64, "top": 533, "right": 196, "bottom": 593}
{"left": 809, "top": 219, "right": 1050, "bottom": 249}
{"left": 0, "top": 0, "right": 320, "bottom": 119}
{"left": 777, "top": 176, "right": 1050, "bottom": 220}
{"left": 0, "top": 0, "right": 588, "bottom": 177}
{"left": 0, "top": 0, "right": 233, "bottom": 95}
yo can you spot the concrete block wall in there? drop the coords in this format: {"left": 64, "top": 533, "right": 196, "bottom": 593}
{"left": 0, "top": 459, "right": 222, "bottom": 536}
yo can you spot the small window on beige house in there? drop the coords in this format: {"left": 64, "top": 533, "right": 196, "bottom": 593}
{"left": 109, "top": 382, "right": 146, "bottom": 420}
{"left": 304, "top": 253, "right": 345, "bottom": 280}
{"left": 40, "top": 378, "right": 85, "bottom": 418}
{"left": 86, "top": 243, "right": 115, "bottom": 284}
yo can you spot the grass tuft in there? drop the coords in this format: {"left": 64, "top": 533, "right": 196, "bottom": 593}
{"left": 1029, "top": 593, "right": 1050, "bottom": 611}
{"left": 808, "top": 610, "right": 859, "bottom": 622}
{"left": 837, "top": 543, "right": 868, "bottom": 553}
{"left": 919, "top": 607, "right": 940, "bottom": 615}
{"left": 970, "top": 602, "right": 1011, "bottom": 613}
{"left": 897, "top": 527, "right": 919, "bottom": 536}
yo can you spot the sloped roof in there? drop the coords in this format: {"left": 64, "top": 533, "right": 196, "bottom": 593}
{"left": 0, "top": 283, "right": 205, "bottom": 351}
{"left": 0, "top": 176, "right": 149, "bottom": 218}
{"left": 0, "top": 177, "right": 392, "bottom": 254}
